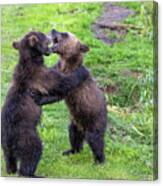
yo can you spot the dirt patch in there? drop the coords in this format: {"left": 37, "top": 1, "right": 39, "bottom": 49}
{"left": 121, "top": 69, "right": 143, "bottom": 78}
{"left": 100, "top": 84, "right": 119, "bottom": 94}
{"left": 92, "top": 3, "right": 135, "bottom": 45}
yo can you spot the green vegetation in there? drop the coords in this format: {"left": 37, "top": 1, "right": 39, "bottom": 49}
{"left": 1, "top": 2, "right": 157, "bottom": 180}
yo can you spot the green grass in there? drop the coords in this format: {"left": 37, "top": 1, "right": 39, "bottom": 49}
{"left": 1, "top": 2, "right": 156, "bottom": 180}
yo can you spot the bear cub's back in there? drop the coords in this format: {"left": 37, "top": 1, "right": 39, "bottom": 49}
{"left": 65, "top": 77, "right": 105, "bottom": 120}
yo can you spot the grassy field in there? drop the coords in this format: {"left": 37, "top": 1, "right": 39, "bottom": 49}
{"left": 1, "top": 2, "right": 157, "bottom": 180}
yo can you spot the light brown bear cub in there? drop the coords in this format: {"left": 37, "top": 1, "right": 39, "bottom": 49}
{"left": 39, "top": 29, "right": 107, "bottom": 164}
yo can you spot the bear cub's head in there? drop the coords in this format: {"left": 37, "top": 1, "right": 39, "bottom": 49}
{"left": 13, "top": 31, "right": 51, "bottom": 57}
{"left": 50, "top": 29, "right": 89, "bottom": 61}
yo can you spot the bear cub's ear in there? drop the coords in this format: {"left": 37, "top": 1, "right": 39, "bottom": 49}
{"left": 80, "top": 44, "right": 89, "bottom": 53}
{"left": 12, "top": 41, "right": 20, "bottom": 50}
{"left": 28, "top": 35, "right": 39, "bottom": 47}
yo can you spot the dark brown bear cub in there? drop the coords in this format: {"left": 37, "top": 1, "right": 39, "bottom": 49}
{"left": 1, "top": 31, "right": 89, "bottom": 177}
{"left": 40, "top": 29, "right": 107, "bottom": 164}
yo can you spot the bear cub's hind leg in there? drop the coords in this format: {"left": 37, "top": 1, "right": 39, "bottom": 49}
{"left": 4, "top": 150, "right": 17, "bottom": 174}
{"left": 18, "top": 135, "right": 42, "bottom": 177}
{"left": 63, "top": 121, "right": 85, "bottom": 156}
{"left": 86, "top": 127, "right": 105, "bottom": 164}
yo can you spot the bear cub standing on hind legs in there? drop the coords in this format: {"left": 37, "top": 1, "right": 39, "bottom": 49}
{"left": 1, "top": 31, "right": 89, "bottom": 177}
{"left": 37, "top": 29, "right": 107, "bottom": 164}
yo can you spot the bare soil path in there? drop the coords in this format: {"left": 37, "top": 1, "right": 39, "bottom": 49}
{"left": 92, "top": 3, "right": 135, "bottom": 45}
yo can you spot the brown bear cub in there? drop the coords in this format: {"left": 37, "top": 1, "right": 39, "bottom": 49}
{"left": 1, "top": 31, "right": 89, "bottom": 177}
{"left": 38, "top": 29, "right": 107, "bottom": 164}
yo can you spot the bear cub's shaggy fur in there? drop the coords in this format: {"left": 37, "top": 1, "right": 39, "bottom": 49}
{"left": 1, "top": 31, "right": 89, "bottom": 177}
{"left": 39, "top": 29, "right": 107, "bottom": 164}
